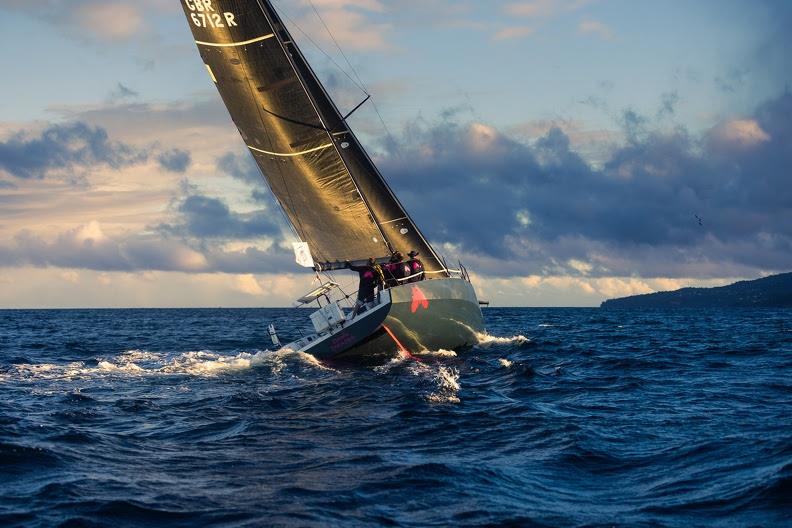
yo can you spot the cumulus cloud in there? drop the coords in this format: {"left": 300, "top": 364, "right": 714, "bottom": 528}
{"left": 158, "top": 185, "right": 283, "bottom": 241}
{"left": 215, "top": 151, "right": 284, "bottom": 210}
{"left": 157, "top": 149, "right": 192, "bottom": 173}
{"left": 708, "top": 119, "right": 770, "bottom": 149}
{"left": 74, "top": 3, "right": 144, "bottom": 40}
{"left": 286, "top": 0, "right": 392, "bottom": 51}
{"left": 0, "top": 220, "right": 296, "bottom": 275}
{"left": 216, "top": 151, "right": 260, "bottom": 185}
{"left": 0, "top": 122, "right": 147, "bottom": 180}
{"left": 378, "top": 92, "right": 792, "bottom": 279}
{"left": 0, "top": 0, "right": 177, "bottom": 42}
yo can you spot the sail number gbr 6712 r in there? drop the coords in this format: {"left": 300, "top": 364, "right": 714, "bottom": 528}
{"left": 184, "top": 0, "right": 238, "bottom": 28}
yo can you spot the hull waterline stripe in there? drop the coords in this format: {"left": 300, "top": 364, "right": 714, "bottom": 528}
{"left": 196, "top": 34, "right": 275, "bottom": 47}
{"left": 248, "top": 143, "right": 333, "bottom": 157}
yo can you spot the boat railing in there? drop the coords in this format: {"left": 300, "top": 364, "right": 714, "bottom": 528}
{"left": 394, "top": 267, "right": 466, "bottom": 284}
{"left": 424, "top": 268, "right": 465, "bottom": 280}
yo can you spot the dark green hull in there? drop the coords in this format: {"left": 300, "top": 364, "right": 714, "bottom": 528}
{"left": 303, "top": 278, "right": 485, "bottom": 363}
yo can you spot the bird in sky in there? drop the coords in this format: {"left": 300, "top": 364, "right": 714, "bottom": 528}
{"left": 694, "top": 214, "right": 704, "bottom": 226}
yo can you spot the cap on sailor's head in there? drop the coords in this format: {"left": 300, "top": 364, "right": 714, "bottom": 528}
{"left": 408, "top": 250, "right": 420, "bottom": 258}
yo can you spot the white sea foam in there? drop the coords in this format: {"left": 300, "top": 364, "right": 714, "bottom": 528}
{"left": 426, "top": 366, "right": 461, "bottom": 404}
{"left": 476, "top": 332, "right": 530, "bottom": 346}
{"left": 116, "top": 350, "right": 165, "bottom": 363}
{"left": 373, "top": 351, "right": 461, "bottom": 404}
{"left": 499, "top": 358, "right": 514, "bottom": 368}
{"left": 1, "top": 348, "right": 332, "bottom": 382}
{"left": 414, "top": 349, "right": 458, "bottom": 358}
{"left": 373, "top": 350, "right": 413, "bottom": 374}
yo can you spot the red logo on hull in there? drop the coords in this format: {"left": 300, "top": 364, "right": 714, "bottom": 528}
{"left": 411, "top": 286, "right": 429, "bottom": 313}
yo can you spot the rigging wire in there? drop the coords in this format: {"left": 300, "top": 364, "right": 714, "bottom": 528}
{"left": 306, "top": 0, "right": 404, "bottom": 160}
{"left": 302, "top": 0, "right": 444, "bottom": 270}
{"left": 271, "top": 0, "right": 369, "bottom": 95}
{"left": 307, "top": 0, "right": 367, "bottom": 91}
{"left": 273, "top": 0, "right": 404, "bottom": 160}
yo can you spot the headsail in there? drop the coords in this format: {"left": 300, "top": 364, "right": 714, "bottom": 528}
{"left": 179, "top": 0, "right": 445, "bottom": 273}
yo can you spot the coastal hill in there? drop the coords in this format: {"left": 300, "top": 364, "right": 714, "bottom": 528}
{"left": 601, "top": 272, "right": 792, "bottom": 309}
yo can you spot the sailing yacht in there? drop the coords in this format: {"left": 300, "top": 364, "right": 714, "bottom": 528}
{"left": 179, "top": 0, "right": 485, "bottom": 361}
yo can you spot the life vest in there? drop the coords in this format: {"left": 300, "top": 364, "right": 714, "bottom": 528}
{"left": 408, "top": 259, "right": 424, "bottom": 282}
{"left": 372, "top": 263, "right": 386, "bottom": 287}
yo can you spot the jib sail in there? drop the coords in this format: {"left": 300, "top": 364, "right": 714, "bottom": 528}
{"left": 179, "top": 0, "right": 445, "bottom": 273}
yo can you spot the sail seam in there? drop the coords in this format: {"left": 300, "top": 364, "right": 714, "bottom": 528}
{"left": 195, "top": 34, "right": 275, "bottom": 47}
{"left": 248, "top": 143, "right": 332, "bottom": 157}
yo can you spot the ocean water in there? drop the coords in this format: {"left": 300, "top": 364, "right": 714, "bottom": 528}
{"left": 0, "top": 308, "right": 790, "bottom": 527}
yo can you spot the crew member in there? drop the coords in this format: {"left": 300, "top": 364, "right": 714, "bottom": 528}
{"left": 384, "top": 252, "right": 406, "bottom": 288}
{"left": 406, "top": 250, "right": 424, "bottom": 283}
{"left": 346, "top": 257, "right": 384, "bottom": 315}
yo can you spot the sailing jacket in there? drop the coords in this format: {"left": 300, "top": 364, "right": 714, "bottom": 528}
{"left": 349, "top": 264, "right": 383, "bottom": 302}
{"left": 407, "top": 259, "right": 425, "bottom": 282}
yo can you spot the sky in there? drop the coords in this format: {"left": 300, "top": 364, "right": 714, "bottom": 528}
{"left": 0, "top": 0, "right": 790, "bottom": 308}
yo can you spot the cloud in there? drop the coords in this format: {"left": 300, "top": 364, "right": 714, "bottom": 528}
{"left": 0, "top": 0, "right": 177, "bottom": 42}
{"left": 108, "top": 83, "right": 139, "bottom": 101}
{"left": 216, "top": 151, "right": 283, "bottom": 210}
{"left": 157, "top": 149, "right": 192, "bottom": 173}
{"left": 285, "top": 0, "right": 392, "bottom": 51}
{"left": 578, "top": 19, "right": 613, "bottom": 40}
{"left": 707, "top": 119, "right": 770, "bottom": 149}
{"left": 0, "top": 220, "right": 297, "bottom": 275}
{"left": 0, "top": 122, "right": 148, "bottom": 180}
{"left": 74, "top": 3, "right": 143, "bottom": 40}
{"left": 160, "top": 191, "right": 283, "bottom": 241}
{"left": 216, "top": 151, "right": 260, "bottom": 185}
{"left": 233, "top": 274, "right": 266, "bottom": 296}
{"left": 505, "top": 0, "right": 591, "bottom": 18}
{"left": 493, "top": 26, "right": 535, "bottom": 41}
{"left": 377, "top": 91, "right": 792, "bottom": 279}
{"left": 657, "top": 91, "right": 680, "bottom": 119}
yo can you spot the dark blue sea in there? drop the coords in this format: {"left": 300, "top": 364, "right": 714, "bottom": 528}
{"left": 1, "top": 308, "right": 790, "bottom": 527}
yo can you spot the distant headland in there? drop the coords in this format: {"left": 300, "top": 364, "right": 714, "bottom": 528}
{"left": 601, "top": 272, "right": 792, "bottom": 309}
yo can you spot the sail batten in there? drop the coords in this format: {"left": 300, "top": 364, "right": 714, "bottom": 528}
{"left": 247, "top": 143, "right": 333, "bottom": 157}
{"left": 179, "top": 0, "right": 445, "bottom": 272}
{"left": 196, "top": 33, "right": 275, "bottom": 47}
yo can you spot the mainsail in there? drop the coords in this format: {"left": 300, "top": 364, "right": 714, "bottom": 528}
{"left": 179, "top": 0, "right": 445, "bottom": 273}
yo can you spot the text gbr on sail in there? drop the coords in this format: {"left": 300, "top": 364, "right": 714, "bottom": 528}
{"left": 184, "top": 0, "right": 238, "bottom": 28}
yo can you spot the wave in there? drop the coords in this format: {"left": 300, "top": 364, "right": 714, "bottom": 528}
{"left": 425, "top": 366, "right": 461, "bottom": 404}
{"left": 374, "top": 351, "right": 461, "bottom": 404}
{"left": 476, "top": 332, "right": 531, "bottom": 347}
{"left": 414, "top": 349, "right": 458, "bottom": 358}
{"left": 0, "top": 442, "right": 61, "bottom": 472}
{"left": 0, "top": 348, "right": 332, "bottom": 382}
